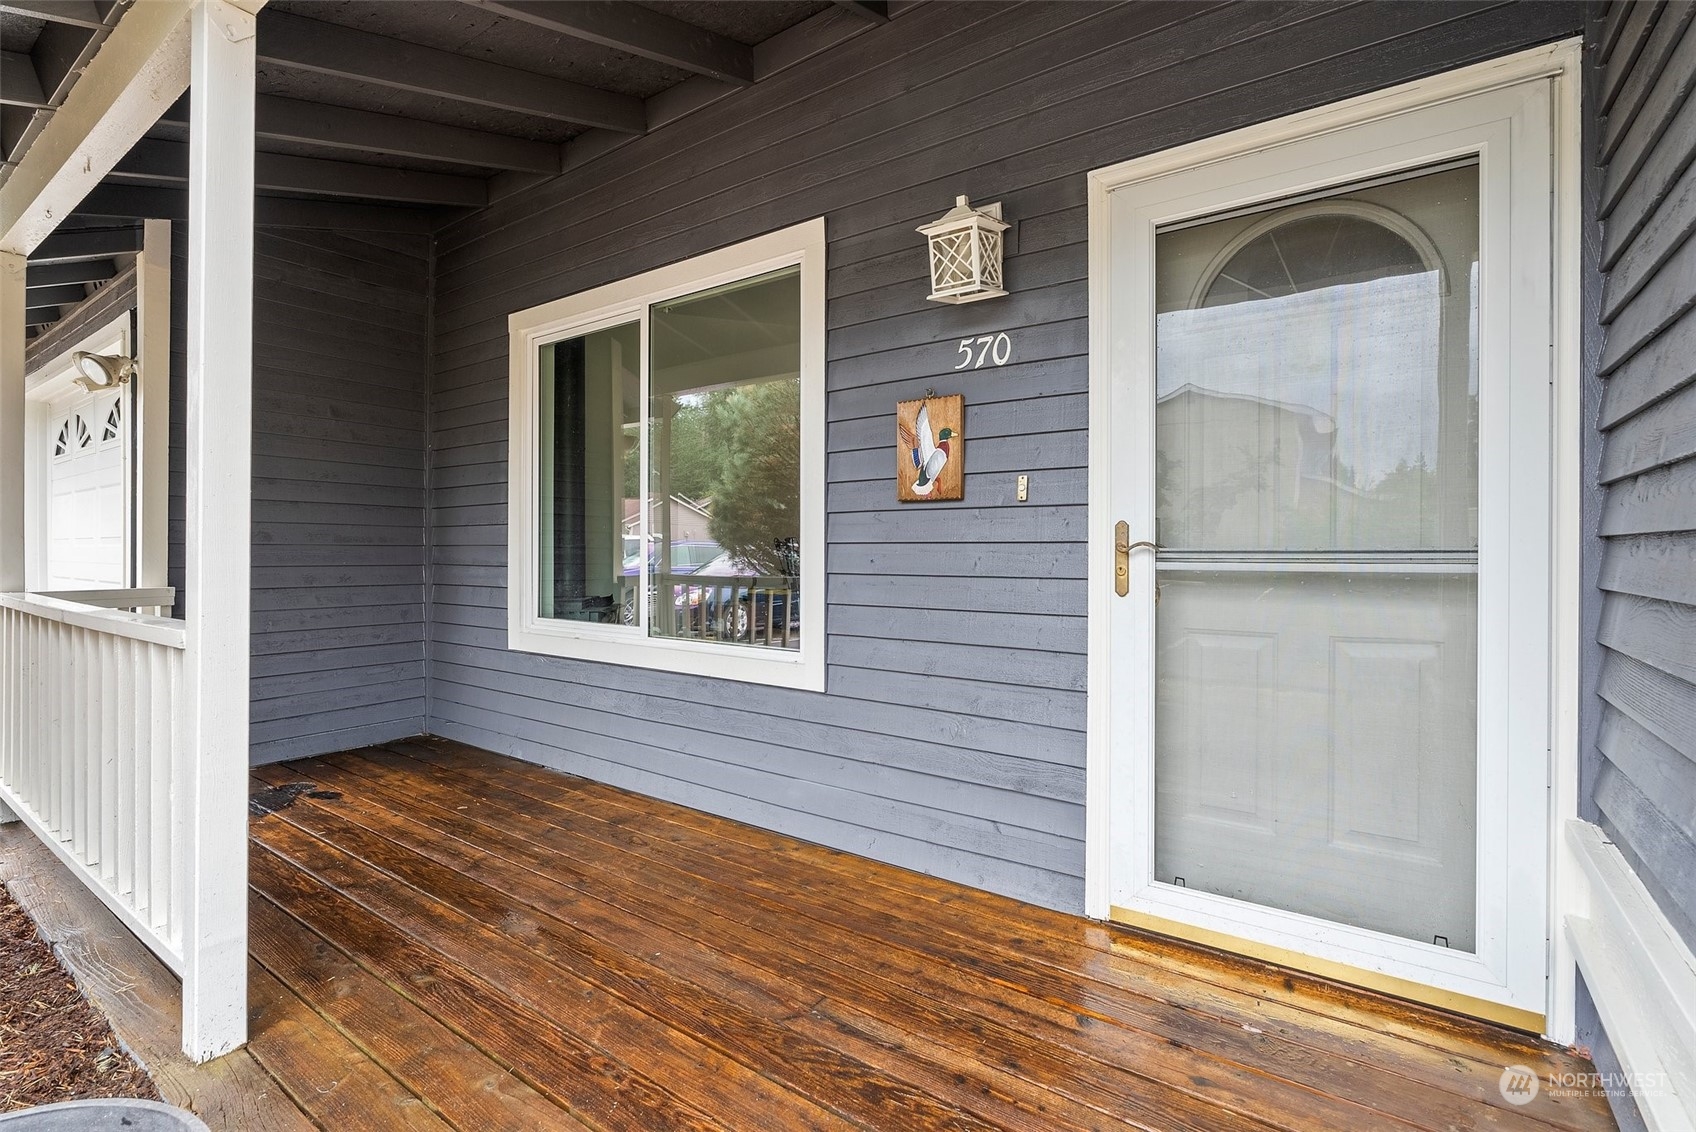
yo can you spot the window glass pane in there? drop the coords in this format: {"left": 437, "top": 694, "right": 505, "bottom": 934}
{"left": 1154, "top": 165, "right": 1479, "bottom": 552}
{"left": 647, "top": 267, "right": 801, "bottom": 649}
{"left": 536, "top": 321, "right": 640, "bottom": 624}
{"left": 1152, "top": 163, "right": 1481, "bottom": 951}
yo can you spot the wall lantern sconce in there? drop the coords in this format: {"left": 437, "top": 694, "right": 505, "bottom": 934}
{"left": 919, "top": 195, "right": 1009, "bottom": 304}
{"left": 71, "top": 351, "right": 136, "bottom": 392}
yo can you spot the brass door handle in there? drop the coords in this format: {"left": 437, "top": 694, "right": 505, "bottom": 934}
{"left": 1114, "top": 522, "right": 1157, "bottom": 596}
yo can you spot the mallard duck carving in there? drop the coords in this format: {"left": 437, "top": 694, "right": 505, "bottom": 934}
{"left": 901, "top": 402, "right": 956, "bottom": 496}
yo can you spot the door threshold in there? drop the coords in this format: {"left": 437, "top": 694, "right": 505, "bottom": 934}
{"left": 1110, "top": 906, "right": 1544, "bottom": 1034}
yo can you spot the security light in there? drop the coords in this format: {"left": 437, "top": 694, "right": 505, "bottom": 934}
{"left": 71, "top": 351, "right": 136, "bottom": 392}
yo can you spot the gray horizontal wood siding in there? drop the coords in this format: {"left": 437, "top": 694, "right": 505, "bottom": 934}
{"left": 426, "top": 0, "right": 1584, "bottom": 912}
{"left": 167, "top": 227, "right": 432, "bottom": 763}
{"left": 1590, "top": 0, "right": 1696, "bottom": 953}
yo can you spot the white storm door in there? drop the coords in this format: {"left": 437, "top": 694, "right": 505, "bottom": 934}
{"left": 1093, "top": 67, "right": 1558, "bottom": 1024}
{"left": 44, "top": 387, "right": 132, "bottom": 590}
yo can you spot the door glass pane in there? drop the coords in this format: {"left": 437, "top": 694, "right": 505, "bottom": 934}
{"left": 1153, "top": 163, "right": 1480, "bottom": 950}
{"left": 648, "top": 267, "right": 802, "bottom": 649}
{"left": 537, "top": 321, "right": 641, "bottom": 624}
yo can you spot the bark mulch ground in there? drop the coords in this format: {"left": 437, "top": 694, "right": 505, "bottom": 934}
{"left": 0, "top": 881, "right": 160, "bottom": 1112}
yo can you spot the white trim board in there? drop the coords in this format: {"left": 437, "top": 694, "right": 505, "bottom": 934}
{"left": 1567, "top": 820, "right": 1696, "bottom": 1130}
{"left": 0, "top": 0, "right": 194, "bottom": 256}
{"left": 136, "top": 219, "right": 172, "bottom": 591}
{"left": 1083, "top": 39, "right": 1582, "bottom": 1036}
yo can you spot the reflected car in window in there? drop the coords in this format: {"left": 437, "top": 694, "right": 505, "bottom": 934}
{"left": 619, "top": 540, "right": 722, "bottom": 623}
{"left": 675, "top": 552, "right": 800, "bottom": 646}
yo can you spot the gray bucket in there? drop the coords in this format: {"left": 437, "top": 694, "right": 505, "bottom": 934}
{"left": 0, "top": 1099, "right": 210, "bottom": 1130}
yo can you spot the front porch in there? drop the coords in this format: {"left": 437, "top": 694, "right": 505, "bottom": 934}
{"left": 2, "top": 738, "right": 1616, "bottom": 1131}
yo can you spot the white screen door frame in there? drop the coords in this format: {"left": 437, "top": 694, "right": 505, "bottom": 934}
{"left": 1085, "top": 41, "right": 1582, "bottom": 1034}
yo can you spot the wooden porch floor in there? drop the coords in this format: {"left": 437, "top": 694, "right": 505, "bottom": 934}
{"left": 5, "top": 738, "right": 1617, "bottom": 1131}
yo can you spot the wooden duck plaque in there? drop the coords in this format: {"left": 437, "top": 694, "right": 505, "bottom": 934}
{"left": 896, "top": 394, "right": 964, "bottom": 502}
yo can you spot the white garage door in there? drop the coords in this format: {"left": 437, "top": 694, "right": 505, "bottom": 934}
{"left": 44, "top": 388, "right": 131, "bottom": 590}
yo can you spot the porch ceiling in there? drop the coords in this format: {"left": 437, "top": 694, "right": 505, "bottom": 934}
{"left": 4, "top": 0, "right": 886, "bottom": 339}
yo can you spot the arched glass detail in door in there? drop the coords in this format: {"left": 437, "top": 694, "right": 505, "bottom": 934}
{"left": 1152, "top": 163, "right": 1481, "bottom": 951}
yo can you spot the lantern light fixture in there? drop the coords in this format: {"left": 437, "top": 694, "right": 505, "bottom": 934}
{"left": 918, "top": 195, "right": 1009, "bottom": 304}
{"left": 71, "top": 351, "right": 136, "bottom": 392}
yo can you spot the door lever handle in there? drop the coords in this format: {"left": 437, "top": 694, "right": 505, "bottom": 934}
{"left": 1114, "top": 521, "right": 1157, "bottom": 597}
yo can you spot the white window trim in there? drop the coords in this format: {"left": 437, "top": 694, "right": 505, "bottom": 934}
{"left": 507, "top": 219, "right": 826, "bottom": 692}
{"left": 1083, "top": 39, "right": 1582, "bottom": 1038}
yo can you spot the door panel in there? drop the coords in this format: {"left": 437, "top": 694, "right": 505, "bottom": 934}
{"left": 1166, "top": 628, "right": 1275, "bottom": 828}
{"left": 1155, "top": 570, "right": 1477, "bottom": 950}
{"left": 45, "top": 388, "right": 131, "bottom": 591}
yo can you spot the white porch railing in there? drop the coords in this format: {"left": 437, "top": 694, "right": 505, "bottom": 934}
{"left": 0, "top": 590, "right": 187, "bottom": 972}
{"left": 36, "top": 587, "right": 177, "bottom": 616}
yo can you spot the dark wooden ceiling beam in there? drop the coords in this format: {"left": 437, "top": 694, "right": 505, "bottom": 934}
{"left": 258, "top": 10, "right": 647, "bottom": 134}
{"left": 0, "top": 1, "right": 105, "bottom": 29}
{"left": 832, "top": 2, "right": 889, "bottom": 25}
{"left": 28, "top": 225, "right": 141, "bottom": 263}
{"left": 0, "top": 0, "right": 117, "bottom": 164}
{"left": 557, "top": 4, "right": 881, "bottom": 176}
{"left": 24, "top": 301, "right": 69, "bottom": 321}
{"left": 0, "top": 51, "right": 49, "bottom": 108}
{"left": 69, "top": 184, "right": 449, "bottom": 234}
{"left": 24, "top": 282, "right": 86, "bottom": 306}
{"left": 473, "top": 1, "right": 754, "bottom": 86}
{"left": 25, "top": 258, "right": 115, "bottom": 288}
{"left": 158, "top": 95, "right": 561, "bottom": 175}
{"left": 111, "top": 138, "right": 489, "bottom": 207}
{"left": 3, "top": 104, "right": 33, "bottom": 156}
{"left": 28, "top": 19, "right": 102, "bottom": 105}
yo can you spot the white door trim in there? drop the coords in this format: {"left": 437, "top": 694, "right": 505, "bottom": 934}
{"left": 1084, "top": 39, "right": 1582, "bottom": 1038}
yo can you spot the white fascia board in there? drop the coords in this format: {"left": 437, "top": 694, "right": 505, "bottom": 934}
{"left": 0, "top": 0, "right": 195, "bottom": 256}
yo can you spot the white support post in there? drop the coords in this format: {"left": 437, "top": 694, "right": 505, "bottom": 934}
{"left": 179, "top": 0, "right": 255, "bottom": 1063}
{"left": 1, "top": 250, "right": 23, "bottom": 594}
{"left": 0, "top": 250, "right": 18, "bottom": 828}
{"left": 135, "top": 219, "right": 172, "bottom": 591}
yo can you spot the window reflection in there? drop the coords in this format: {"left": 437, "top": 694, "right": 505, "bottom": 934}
{"left": 537, "top": 322, "right": 640, "bottom": 624}
{"left": 647, "top": 267, "right": 802, "bottom": 649}
{"left": 1154, "top": 170, "right": 1479, "bottom": 553}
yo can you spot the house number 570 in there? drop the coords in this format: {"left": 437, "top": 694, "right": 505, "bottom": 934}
{"left": 954, "top": 333, "right": 1013, "bottom": 369}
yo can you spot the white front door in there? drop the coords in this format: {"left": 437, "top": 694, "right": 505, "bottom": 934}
{"left": 1089, "top": 54, "right": 1568, "bottom": 1027}
{"left": 43, "top": 386, "right": 132, "bottom": 590}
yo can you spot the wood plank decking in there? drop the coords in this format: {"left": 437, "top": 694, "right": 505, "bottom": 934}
{"left": 5, "top": 738, "right": 1617, "bottom": 1131}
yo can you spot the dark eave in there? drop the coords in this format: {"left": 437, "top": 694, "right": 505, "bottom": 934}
{"left": 12, "top": 0, "right": 884, "bottom": 339}
{"left": 473, "top": 1, "right": 756, "bottom": 86}
{"left": 112, "top": 137, "right": 490, "bottom": 208}
{"left": 0, "top": 1, "right": 108, "bottom": 30}
{"left": 25, "top": 257, "right": 115, "bottom": 287}
{"left": 1, "top": 50, "right": 49, "bottom": 107}
{"left": 159, "top": 95, "right": 561, "bottom": 176}
{"left": 0, "top": 0, "right": 126, "bottom": 180}
{"left": 28, "top": 224, "right": 142, "bottom": 264}
{"left": 70, "top": 184, "right": 448, "bottom": 235}
{"left": 258, "top": 9, "right": 649, "bottom": 134}
{"left": 832, "top": 2, "right": 890, "bottom": 25}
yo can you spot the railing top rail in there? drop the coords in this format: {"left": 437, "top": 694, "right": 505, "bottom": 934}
{"left": 0, "top": 592, "right": 188, "bottom": 650}
{"left": 36, "top": 587, "right": 176, "bottom": 609}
